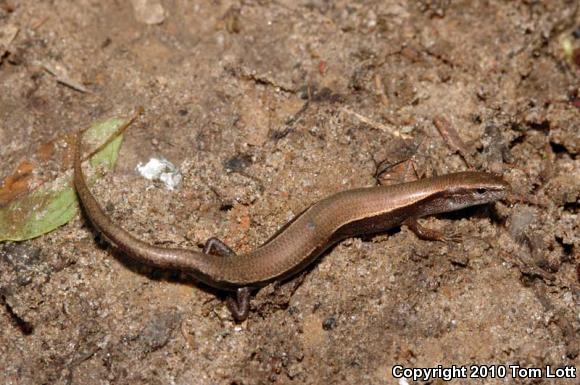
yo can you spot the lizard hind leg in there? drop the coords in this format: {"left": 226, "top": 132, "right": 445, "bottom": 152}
{"left": 203, "top": 238, "right": 251, "bottom": 321}
{"left": 203, "top": 237, "right": 236, "bottom": 257}
{"left": 226, "top": 287, "right": 251, "bottom": 322}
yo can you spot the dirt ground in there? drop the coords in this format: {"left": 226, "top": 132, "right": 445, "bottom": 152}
{"left": 1, "top": 1, "right": 579, "bottom": 384}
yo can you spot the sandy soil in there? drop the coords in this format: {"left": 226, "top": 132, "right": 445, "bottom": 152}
{"left": 0, "top": 1, "right": 578, "bottom": 384}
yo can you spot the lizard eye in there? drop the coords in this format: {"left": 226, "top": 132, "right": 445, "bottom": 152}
{"left": 476, "top": 188, "right": 487, "bottom": 194}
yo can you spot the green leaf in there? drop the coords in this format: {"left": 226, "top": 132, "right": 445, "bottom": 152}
{"left": 0, "top": 186, "right": 79, "bottom": 242}
{"left": 0, "top": 118, "right": 127, "bottom": 241}
{"left": 86, "top": 118, "right": 125, "bottom": 169}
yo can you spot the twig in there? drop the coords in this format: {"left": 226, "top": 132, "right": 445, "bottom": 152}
{"left": 42, "top": 63, "right": 92, "bottom": 94}
{"left": 432, "top": 115, "right": 474, "bottom": 167}
{"left": 374, "top": 74, "right": 389, "bottom": 107}
{"left": 342, "top": 107, "right": 412, "bottom": 139}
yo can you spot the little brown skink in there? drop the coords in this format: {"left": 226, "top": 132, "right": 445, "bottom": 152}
{"left": 73, "top": 133, "right": 509, "bottom": 321}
